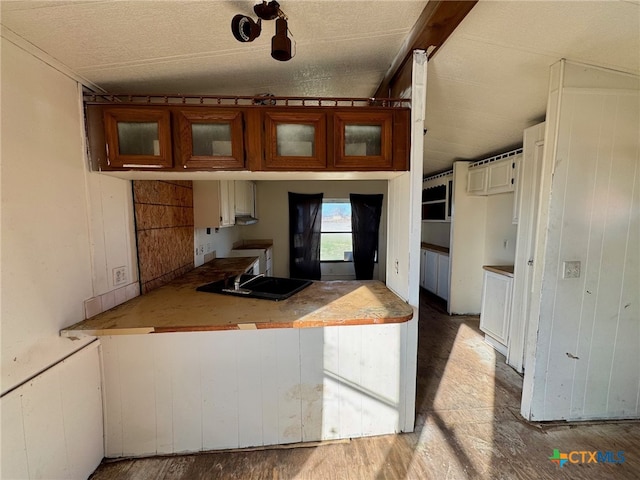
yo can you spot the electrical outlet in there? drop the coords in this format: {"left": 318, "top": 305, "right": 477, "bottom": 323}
{"left": 198, "top": 245, "right": 204, "bottom": 255}
{"left": 563, "top": 261, "right": 581, "bottom": 279}
{"left": 113, "top": 266, "right": 127, "bottom": 286}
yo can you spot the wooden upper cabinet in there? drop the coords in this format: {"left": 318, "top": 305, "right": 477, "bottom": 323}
{"left": 103, "top": 107, "right": 172, "bottom": 168}
{"left": 176, "top": 109, "right": 245, "bottom": 170}
{"left": 333, "top": 110, "right": 394, "bottom": 170}
{"left": 88, "top": 102, "right": 409, "bottom": 172}
{"left": 263, "top": 111, "right": 327, "bottom": 170}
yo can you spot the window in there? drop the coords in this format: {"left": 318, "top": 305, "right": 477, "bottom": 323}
{"left": 320, "top": 200, "right": 352, "bottom": 261}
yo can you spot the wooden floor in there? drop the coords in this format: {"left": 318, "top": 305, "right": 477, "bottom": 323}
{"left": 89, "top": 290, "right": 640, "bottom": 479}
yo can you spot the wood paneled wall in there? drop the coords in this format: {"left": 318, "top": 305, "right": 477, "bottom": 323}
{"left": 1, "top": 342, "right": 103, "bottom": 480}
{"left": 523, "top": 61, "right": 640, "bottom": 421}
{"left": 133, "top": 181, "right": 194, "bottom": 293}
{"left": 100, "top": 322, "right": 414, "bottom": 457}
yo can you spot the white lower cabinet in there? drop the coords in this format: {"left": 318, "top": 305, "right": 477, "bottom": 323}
{"left": 420, "top": 247, "right": 449, "bottom": 301}
{"left": 479, "top": 269, "right": 513, "bottom": 355}
{"left": 437, "top": 254, "right": 450, "bottom": 301}
{"left": 425, "top": 250, "right": 438, "bottom": 293}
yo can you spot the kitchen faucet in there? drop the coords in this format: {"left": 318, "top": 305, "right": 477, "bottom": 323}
{"left": 234, "top": 273, "right": 264, "bottom": 291}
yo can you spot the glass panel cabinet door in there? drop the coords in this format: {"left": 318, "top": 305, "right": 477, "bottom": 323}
{"left": 178, "top": 110, "right": 245, "bottom": 170}
{"left": 264, "top": 111, "right": 326, "bottom": 169}
{"left": 103, "top": 108, "right": 172, "bottom": 168}
{"left": 333, "top": 111, "right": 393, "bottom": 170}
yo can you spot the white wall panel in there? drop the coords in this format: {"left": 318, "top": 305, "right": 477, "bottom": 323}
{"left": 21, "top": 368, "right": 69, "bottom": 479}
{"left": 201, "top": 330, "right": 239, "bottom": 450}
{"left": 170, "top": 334, "right": 203, "bottom": 453}
{"left": 449, "top": 162, "right": 487, "bottom": 314}
{"left": 237, "top": 330, "right": 264, "bottom": 447}
{"left": 101, "top": 337, "right": 123, "bottom": 457}
{"left": 299, "top": 328, "right": 325, "bottom": 442}
{"left": 337, "top": 326, "right": 363, "bottom": 438}
{"left": 58, "top": 344, "right": 104, "bottom": 479}
{"left": 319, "top": 327, "right": 341, "bottom": 440}
{"left": 0, "top": 342, "right": 103, "bottom": 480}
{"left": 259, "top": 329, "right": 281, "bottom": 446}
{"left": 1, "top": 390, "right": 30, "bottom": 479}
{"left": 523, "top": 60, "right": 639, "bottom": 421}
{"left": 118, "top": 335, "right": 156, "bottom": 456}
{"left": 153, "top": 334, "right": 174, "bottom": 454}
{"left": 1, "top": 38, "right": 136, "bottom": 400}
{"left": 276, "top": 329, "right": 302, "bottom": 444}
{"left": 100, "top": 324, "right": 412, "bottom": 457}
{"left": 361, "top": 324, "right": 401, "bottom": 435}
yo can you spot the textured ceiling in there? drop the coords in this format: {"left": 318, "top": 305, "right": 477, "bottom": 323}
{"left": 423, "top": 0, "right": 640, "bottom": 175}
{"left": 0, "top": 0, "right": 427, "bottom": 97}
{"left": 2, "top": 0, "right": 639, "bottom": 176}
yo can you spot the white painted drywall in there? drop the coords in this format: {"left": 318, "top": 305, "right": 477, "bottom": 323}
{"left": 242, "top": 180, "right": 388, "bottom": 280}
{"left": 194, "top": 225, "right": 242, "bottom": 267}
{"left": 421, "top": 222, "right": 451, "bottom": 248}
{"left": 1, "top": 39, "right": 136, "bottom": 393}
{"left": 523, "top": 60, "right": 639, "bottom": 421}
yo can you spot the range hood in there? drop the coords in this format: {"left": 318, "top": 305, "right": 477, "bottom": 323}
{"left": 235, "top": 215, "right": 258, "bottom": 226}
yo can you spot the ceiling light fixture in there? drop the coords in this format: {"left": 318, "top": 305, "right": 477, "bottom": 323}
{"left": 231, "top": 1, "right": 295, "bottom": 61}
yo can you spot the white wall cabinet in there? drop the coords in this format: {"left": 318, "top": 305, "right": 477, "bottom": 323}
{"left": 467, "top": 154, "right": 520, "bottom": 196}
{"left": 479, "top": 269, "right": 513, "bottom": 355}
{"left": 467, "top": 168, "right": 487, "bottom": 194}
{"left": 420, "top": 247, "right": 449, "bottom": 301}
{"left": 193, "top": 180, "right": 235, "bottom": 228}
{"left": 234, "top": 180, "right": 256, "bottom": 217}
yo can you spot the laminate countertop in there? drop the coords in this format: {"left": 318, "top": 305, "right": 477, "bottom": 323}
{"left": 421, "top": 242, "right": 450, "bottom": 255}
{"left": 483, "top": 265, "right": 515, "bottom": 277}
{"left": 232, "top": 239, "right": 273, "bottom": 250}
{"left": 61, "top": 257, "right": 413, "bottom": 337}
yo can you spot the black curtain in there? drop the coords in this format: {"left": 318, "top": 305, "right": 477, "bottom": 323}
{"left": 350, "top": 194, "right": 383, "bottom": 280}
{"left": 289, "top": 192, "right": 323, "bottom": 280}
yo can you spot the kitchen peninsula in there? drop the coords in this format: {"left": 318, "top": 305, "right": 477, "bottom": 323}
{"left": 62, "top": 257, "right": 416, "bottom": 458}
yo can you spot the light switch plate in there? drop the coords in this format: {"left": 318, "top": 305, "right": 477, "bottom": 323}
{"left": 563, "top": 261, "right": 581, "bottom": 279}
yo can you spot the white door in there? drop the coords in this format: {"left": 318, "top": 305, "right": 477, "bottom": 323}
{"left": 480, "top": 271, "right": 513, "bottom": 345}
{"left": 507, "top": 123, "right": 545, "bottom": 372}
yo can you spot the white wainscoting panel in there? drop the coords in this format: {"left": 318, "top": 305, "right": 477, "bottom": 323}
{"left": 101, "top": 322, "right": 411, "bottom": 457}
{"left": 0, "top": 341, "right": 103, "bottom": 480}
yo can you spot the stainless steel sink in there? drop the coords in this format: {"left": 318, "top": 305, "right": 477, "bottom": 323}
{"left": 196, "top": 275, "right": 312, "bottom": 301}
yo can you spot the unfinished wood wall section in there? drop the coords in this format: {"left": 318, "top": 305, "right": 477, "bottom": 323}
{"left": 133, "top": 180, "right": 194, "bottom": 293}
